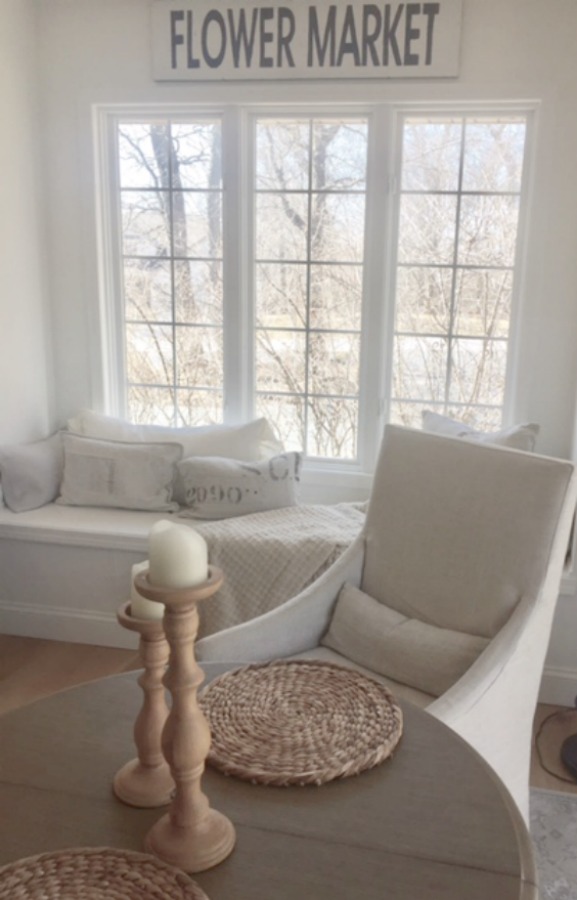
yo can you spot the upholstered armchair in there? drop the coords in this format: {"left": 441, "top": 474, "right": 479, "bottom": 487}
{"left": 196, "top": 424, "right": 577, "bottom": 822}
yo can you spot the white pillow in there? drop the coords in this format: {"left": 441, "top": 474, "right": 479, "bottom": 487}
{"left": 178, "top": 452, "right": 301, "bottom": 519}
{"left": 67, "top": 409, "right": 284, "bottom": 461}
{"left": 0, "top": 433, "right": 64, "bottom": 512}
{"left": 57, "top": 434, "right": 182, "bottom": 511}
{"left": 321, "top": 583, "right": 490, "bottom": 697}
{"left": 421, "top": 410, "right": 540, "bottom": 452}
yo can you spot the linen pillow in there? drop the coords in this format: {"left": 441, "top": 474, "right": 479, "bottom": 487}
{"left": 321, "top": 583, "right": 490, "bottom": 697}
{"left": 67, "top": 409, "right": 284, "bottom": 461}
{"left": 421, "top": 410, "right": 540, "bottom": 452}
{"left": 178, "top": 452, "right": 301, "bottom": 519}
{"left": 0, "top": 432, "right": 64, "bottom": 512}
{"left": 57, "top": 434, "right": 182, "bottom": 511}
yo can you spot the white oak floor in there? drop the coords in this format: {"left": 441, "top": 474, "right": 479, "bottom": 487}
{"left": 1, "top": 634, "right": 577, "bottom": 794}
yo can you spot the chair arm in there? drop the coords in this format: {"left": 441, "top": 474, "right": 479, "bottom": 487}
{"left": 427, "top": 594, "right": 546, "bottom": 822}
{"left": 196, "top": 534, "right": 365, "bottom": 663}
{"left": 427, "top": 595, "right": 535, "bottom": 725}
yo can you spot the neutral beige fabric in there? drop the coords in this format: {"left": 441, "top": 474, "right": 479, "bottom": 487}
{"left": 57, "top": 434, "right": 182, "bottom": 511}
{"left": 421, "top": 410, "right": 540, "bottom": 451}
{"left": 0, "top": 432, "right": 64, "bottom": 512}
{"left": 178, "top": 452, "right": 300, "bottom": 519}
{"left": 321, "top": 583, "right": 489, "bottom": 697}
{"left": 67, "top": 409, "right": 284, "bottom": 461}
{"left": 362, "top": 428, "right": 572, "bottom": 639}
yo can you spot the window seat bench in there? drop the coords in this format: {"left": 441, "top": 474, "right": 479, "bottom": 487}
{"left": 0, "top": 502, "right": 366, "bottom": 649}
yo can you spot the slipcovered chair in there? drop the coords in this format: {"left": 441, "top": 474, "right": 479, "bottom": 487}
{"left": 196, "top": 424, "right": 577, "bottom": 822}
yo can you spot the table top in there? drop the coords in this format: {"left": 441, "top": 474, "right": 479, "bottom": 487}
{"left": 0, "top": 664, "right": 537, "bottom": 900}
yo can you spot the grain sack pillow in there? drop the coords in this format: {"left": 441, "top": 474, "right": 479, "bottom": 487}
{"left": 57, "top": 434, "right": 182, "bottom": 511}
{"left": 178, "top": 452, "right": 301, "bottom": 519}
{"left": 321, "top": 583, "right": 490, "bottom": 697}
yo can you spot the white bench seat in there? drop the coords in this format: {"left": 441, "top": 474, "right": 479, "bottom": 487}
{"left": 0, "top": 502, "right": 366, "bottom": 649}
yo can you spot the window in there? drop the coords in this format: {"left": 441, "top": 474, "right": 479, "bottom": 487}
{"left": 98, "top": 104, "right": 531, "bottom": 472}
{"left": 390, "top": 115, "right": 528, "bottom": 429}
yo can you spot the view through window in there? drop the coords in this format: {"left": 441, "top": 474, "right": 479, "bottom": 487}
{"left": 107, "top": 107, "right": 529, "bottom": 466}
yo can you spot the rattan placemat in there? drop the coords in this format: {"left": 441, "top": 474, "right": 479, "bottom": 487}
{"left": 0, "top": 847, "right": 209, "bottom": 900}
{"left": 200, "top": 659, "right": 403, "bottom": 786}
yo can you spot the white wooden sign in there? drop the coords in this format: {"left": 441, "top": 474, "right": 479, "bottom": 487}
{"left": 151, "top": 1, "right": 463, "bottom": 81}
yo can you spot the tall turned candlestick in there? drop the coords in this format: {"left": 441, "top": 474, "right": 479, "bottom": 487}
{"left": 134, "top": 566, "right": 236, "bottom": 874}
{"left": 113, "top": 603, "right": 174, "bottom": 808}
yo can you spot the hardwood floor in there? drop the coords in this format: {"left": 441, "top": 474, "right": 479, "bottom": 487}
{"left": 0, "top": 634, "right": 139, "bottom": 716}
{"left": 1, "top": 634, "right": 577, "bottom": 793}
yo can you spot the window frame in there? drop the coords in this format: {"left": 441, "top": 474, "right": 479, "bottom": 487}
{"left": 94, "top": 99, "right": 537, "bottom": 494}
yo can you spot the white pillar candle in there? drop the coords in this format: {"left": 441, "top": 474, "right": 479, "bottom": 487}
{"left": 130, "top": 559, "right": 165, "bottom": 620}
{"left": 148, "top": 520, "right": 209, "bottom": 589}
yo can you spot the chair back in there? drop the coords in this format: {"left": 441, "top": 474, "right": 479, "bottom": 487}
{"left": 362, "top": 425, "right": 576, "bottom": 639}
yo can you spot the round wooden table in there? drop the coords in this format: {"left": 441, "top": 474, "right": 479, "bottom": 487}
{"left": 0, "top": 664, "right": 537, "bottom": 899}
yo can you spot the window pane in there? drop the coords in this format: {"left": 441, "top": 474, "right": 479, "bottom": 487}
{"left": 312, "top": 121, "right": 368, "bottom": 190}
{"left": 255, "top": 329, "right": 307, "bottom": 394}
{"left": 395, "top": 266, "right": 453, "bottom": 334}
{"left": 458, "top": 195, "right": 520, "bottom": 267}
{"left": 393, "top": 335, "right": 448, "bottom": 403}
{"left": 453, "top": 269, "right": 512, "bottom": 338}
{"left": 397, "top": 194, "right": 458, "bottom": 265}
{"left": 449, "top": 339, "right": 508, "bottom": 406}
{"left": 256, "top": 263, "right": 307, "bottom": 329}
{"left": 310, "top": 193, "right": 365, "bottom": 262}
{"left": 256, "top": 393, "right": 305, "bottom": 453}
{"left": 171, "top": 121, "right": 222, "bottom": 190}
{"left": 462, "top": 120, "right": 526, "bottom": 192}
{"left": 175, "top": 388, "right": 223, "bottom": 425}
{"left": 309, "top": 332, "right": 360, "bottom": 396}
{"left": 174, "top": 260, "right": 223, "bottom": 325}
{"left": 255, "top": 193, "right": 309, "bottom": 261}
{"left": 126, "top": 323, "right": 173, "bottom": 386}
{"left": 124, "top": 259, "right": 172, "bottom": 322}
{"left": 128, "top": 385, "right": 176, "bottom": 426}
{"left": 118, "top": 123, "right": 168, "bottom": 189}
{"left": 388, "top": 401, "right": 425, "bottom": 428}
{"left": 256, "top": 120, "right": 310, "bottom": 191}
{"left": 307, "top": 398, "right": 358, "bottom": 459}
{"left": 309, "top": 264, "right": 362, "bottom": 330}
{"left": 175, "top": 326, "right": 223, "bottom": 389}
{"left": 401, "top": 120, "right": 462, "bottom": 191}
{"left": 121, "top": 190, "right": 170, "bottom": 257}
{"left": 175, "top": 192, "right": 222, "bottom": 258}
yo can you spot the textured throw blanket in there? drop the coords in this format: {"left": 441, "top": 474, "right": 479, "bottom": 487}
{"left": 190, "top": 502, "right": 367, "bottom": 638}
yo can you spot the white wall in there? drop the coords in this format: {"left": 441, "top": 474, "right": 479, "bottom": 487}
{"left": 0, "top": 0, "right": 53, "bottom": 443}
{"left": 10, "top": 0, "right": 577, "bottom": 697}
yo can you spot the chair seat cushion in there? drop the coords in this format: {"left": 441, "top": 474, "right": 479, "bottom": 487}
{"left": 320, "top": 583, "right": 490, "bottom": 697}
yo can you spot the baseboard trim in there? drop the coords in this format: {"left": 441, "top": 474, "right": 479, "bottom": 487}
{"left": 539, "top": 666, "right": 577, "bottom": 707}
{"left": 0, "top": 602, "right": 137, "bottom": 650}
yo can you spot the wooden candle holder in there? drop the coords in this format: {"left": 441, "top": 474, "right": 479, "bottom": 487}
{"left": 113, "top": 602, "right": 174, "bottom": 808}
{"left": 134, "top": 566, "right": 236, "bottom": 874}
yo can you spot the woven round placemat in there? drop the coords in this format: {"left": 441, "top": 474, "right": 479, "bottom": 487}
{"left": 0, "top": 847, "right": 209, "bottom": 900}
{"left": 200, "top": 659, "right": 403, "bottom": 786}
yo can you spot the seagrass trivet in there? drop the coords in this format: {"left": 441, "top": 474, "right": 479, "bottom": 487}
{"left": 200, "top": 659, "right": 403, "bottom": 786}
{"left": 0, "top": 847, "right": 209, "bottom": 899}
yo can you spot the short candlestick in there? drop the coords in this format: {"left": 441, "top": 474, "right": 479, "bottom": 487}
{"left": 112, "top": 602, "right": 174, "bottom": 808}
{"left": 134, "top": 566, "right": 236, "bottom": 874}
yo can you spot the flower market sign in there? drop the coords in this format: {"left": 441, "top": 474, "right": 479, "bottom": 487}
{"left": 151, "top": 1, "right": 463, "bottom": 80}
